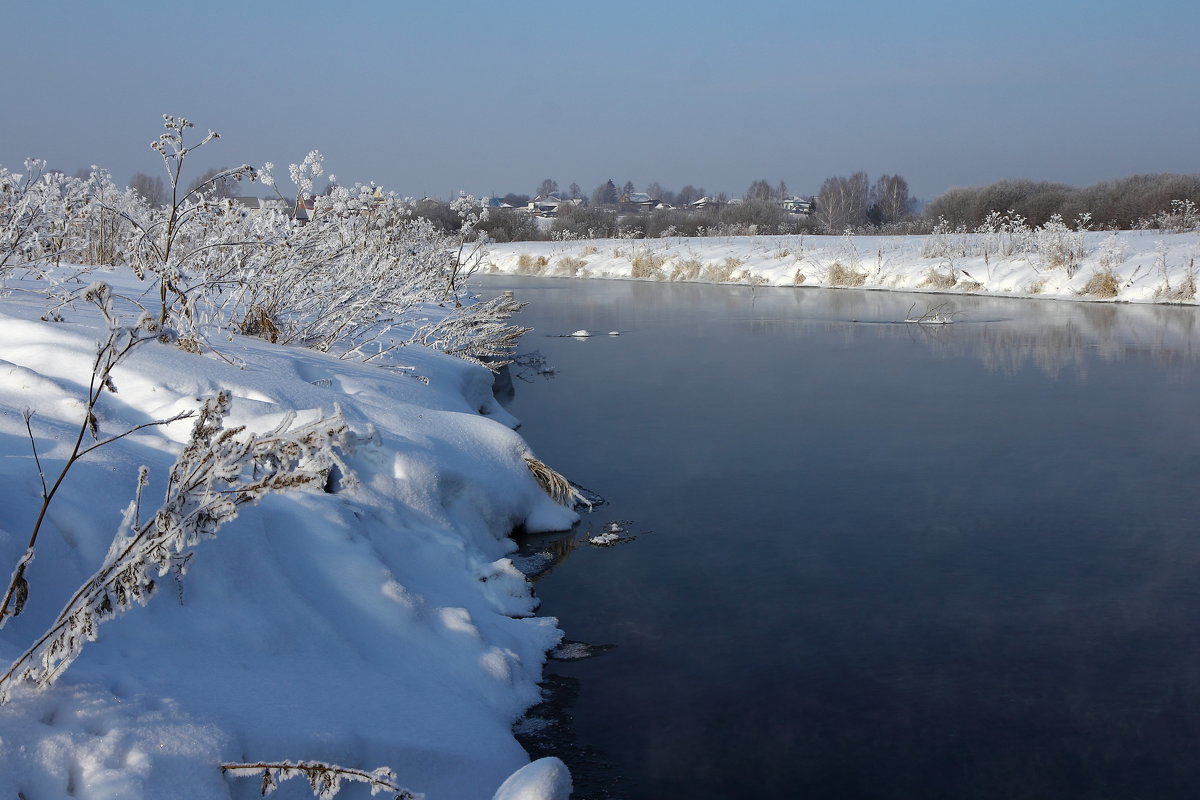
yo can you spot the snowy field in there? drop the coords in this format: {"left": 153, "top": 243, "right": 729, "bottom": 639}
{"left": 484, "top": 229, "right": 1200, "bottom": 305}
{"left": 0, "top": 266, "right": 575, "bottom": 799}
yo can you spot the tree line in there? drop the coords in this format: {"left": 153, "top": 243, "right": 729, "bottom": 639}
{"left": 124, "top": 167, "right": 1200, "bottom": 241}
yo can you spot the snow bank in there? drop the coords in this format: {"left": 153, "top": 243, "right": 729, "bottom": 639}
{"left": 484, "top": 230, "right": 1200, "bottom": 304}
{"left": 0, "top": 268, "right": 576, "bottom": 799}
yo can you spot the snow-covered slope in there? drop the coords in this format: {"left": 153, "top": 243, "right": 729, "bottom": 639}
{"left": 0, "top": 268, "right": 575, "bottom": 799}
{"left": 484, "top": 230, "right": 1200, "bottom": 304}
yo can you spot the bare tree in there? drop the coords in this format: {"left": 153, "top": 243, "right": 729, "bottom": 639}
{"left": 871, "top": 174, "right": 913, "bottom": 225}
{"left": 567, "top": 182, "right": 582, "bottom": 200}
{"left": 677, "top": 185, "right": 704, "bottom": 205}
{"left": 746, "top": 179, "right": 772, "bottom": 203}
{"left": 128, "top": 172, "right": 166, "bottom": 207}
{"left": 536, "top": 178, "right": 558, "bottom": 198}
{"left": 776, "top": 180, "right": 788, "bottom": 202}
{"left": 817, "top": 172, "right": 870, "bottom": 231}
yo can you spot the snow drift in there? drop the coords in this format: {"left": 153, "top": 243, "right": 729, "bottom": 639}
{"left": 0, "top": 267, "right": 576, "bottom": 799}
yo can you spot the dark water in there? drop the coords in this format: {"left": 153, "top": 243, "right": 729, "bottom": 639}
{"left": 480, "top": 275, "right": 1200, "bottom": 800}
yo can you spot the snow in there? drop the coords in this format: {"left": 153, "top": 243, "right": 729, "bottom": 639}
{"left": 482, "top": 230, "right": 1200, "bottom": 305}
{"left": 491, "top": 757, "right": 571, "bottom": 800}
{"left": 0, "top": 268, "right": 577, "bottom": 799}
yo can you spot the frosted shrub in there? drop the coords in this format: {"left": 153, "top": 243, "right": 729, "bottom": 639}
{"left": 1097, "top": 233, "right": 1126, "bottom": 272}
{"left": 0, "top": 160, "right": 96, "bottom": 273}
{"left": 446, "top": 193, "right": 489, "bottom": 299}
{"left": 1156, "top": 199, "right": 1199, "bottom": 233}
{"left": 976, "top": 210, "right": 1033, "bottom": 257}
{"left": 219, "top": 203, "right": 448, "bottom": 355}
{"left": 923, "top": 211, "right": 1034, "bottom": 261}
{"left": 1153, "top": 241, "right": 1197, "bottom": 301}
{"left": 1036, "top": 214, "right": 1088, "bottom": 277}
{"left": 8, "top": 113, "right": 530, "bottom": 369}
{"left": 124, "top": 116, "right": 257, "bottom": 337}
{"left": 74, "top": 167, "right": 151, "bottom": 267}
{"left": 921, "top": 217, "right": 969, "bottom": 258}
{"left": 407, "top": 293, "right": 530, "bottom": 368}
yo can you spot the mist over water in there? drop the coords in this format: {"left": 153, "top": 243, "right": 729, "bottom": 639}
{"left": 482, "top": 276, "right": 1200, "bottom": 800}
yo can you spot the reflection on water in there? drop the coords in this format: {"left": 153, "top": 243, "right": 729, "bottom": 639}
{"left": 479, "top": 276, "right": 1200, "bottom": 800}
{"left": 732, "top": 289, "right": 1200, "bottom": 378}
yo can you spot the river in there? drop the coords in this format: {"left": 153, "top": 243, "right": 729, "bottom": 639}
{"left": 479, "top": 275, "right": 1200, "bottom": 800}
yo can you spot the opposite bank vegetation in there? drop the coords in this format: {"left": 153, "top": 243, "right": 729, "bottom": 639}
{"left": 483, "top": 207, "right": 1200, "bottom": 306}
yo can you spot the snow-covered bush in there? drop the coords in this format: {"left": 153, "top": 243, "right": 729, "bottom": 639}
{"left": 920, "top": 217, "right": 969, "bottom": 258}
{"left": 408, "top": 293, "right": 530, "bottom": 367}
{"left": 118, "top": 116, "right": 257, "bottom": 340}
{"left": 976, "top": 210, "right": 1033, "bottom": 257}
{"left": 1154, "top": 199, "right": 1199, "bottom": 233}
{"left": 0, "top": 160, "right": 94, "bottom": 273}
{"left": 1036, "top": 213, "right": 1089, "bottom": 276}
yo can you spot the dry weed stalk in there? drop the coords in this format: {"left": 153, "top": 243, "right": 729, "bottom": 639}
{"left": 0, "top": 392, "right": 353, "bottom": 702}
{"left": 0, "top": 283, "right": 192, "bottom": 628}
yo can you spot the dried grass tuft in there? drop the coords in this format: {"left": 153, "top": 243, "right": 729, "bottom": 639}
{"left": 919, "top": 268, "right": 958, "bottom": 290}
{"left": 827, "top": 261, "right": 867, "bottom": 287}
{"left": 554, "top": 255, "right": 588, "bottom": 277}
{"left": 1081, "top": 269, "right": 1120, "bottom": 298}
{"left": 630, "top": 250, "right": 665, "bottom": 279}
{"left": 524, "top": 455, "right": 587, "bottom": 509}
{"left": 669, "top": 256, "right": 703, "bottom": 281}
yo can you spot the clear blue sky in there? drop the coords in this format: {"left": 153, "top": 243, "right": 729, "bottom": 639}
{"left": 2, "top": 0, "right": 1196, "bottom": 202}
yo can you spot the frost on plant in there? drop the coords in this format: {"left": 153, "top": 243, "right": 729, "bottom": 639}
{"left": 0, "top": 392, "right": 353, "bottom": 703}
{"left": 1036, "top": 213, "right": 1089, "bottom": 276}
{"left": 222, "top": 760, "right": 422, "bottom": 800}
{"left": 408, "top": 293, "right": 530, "bottom": 368}
{"left": 0, "top": 283, "right": 189, "bottom": 628}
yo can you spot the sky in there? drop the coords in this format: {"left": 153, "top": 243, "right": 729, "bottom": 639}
{"left": 1, "top": 0, "right": 1196, "bottom": 203}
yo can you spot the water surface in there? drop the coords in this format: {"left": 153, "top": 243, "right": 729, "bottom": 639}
{"left": 481, "top": 276, "right": 1200, "bottom": 800}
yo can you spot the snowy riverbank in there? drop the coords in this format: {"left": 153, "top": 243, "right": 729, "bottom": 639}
{"left": 0, "top": 267, "right": 575, "bottom": 799}
{"left": 484, "top": 230, "right": 1200, "bottom": 305}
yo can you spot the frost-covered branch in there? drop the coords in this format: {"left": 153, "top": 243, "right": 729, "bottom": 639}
{"left": 0, "top": 283, "right": 189, "bottom": 628}
{"left": 408, "top": 293, "right": 530, "bottom": 369}
{"left": 221, "top": 760, "right": 421, "bottom": 799}
{"left": 0, "top": 392, "right": 353, "bottom": 702}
